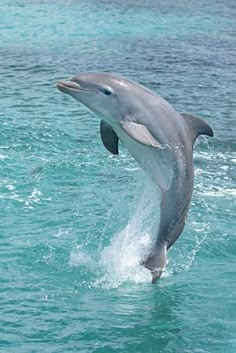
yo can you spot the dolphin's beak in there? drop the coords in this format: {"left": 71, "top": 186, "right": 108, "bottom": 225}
{"left": 57, "top": 80, "right": 96, "bottom": 95}
{"left": 57, "top": 80, "right": 81, "bottom": 93}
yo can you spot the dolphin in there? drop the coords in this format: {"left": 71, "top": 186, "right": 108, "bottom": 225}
{"left": 57, "top": 72, "right": 214, "bottom": 283}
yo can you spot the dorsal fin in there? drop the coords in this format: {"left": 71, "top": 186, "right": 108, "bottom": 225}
{"left": 181, "top": 113, "right": 214, "bottom": 143}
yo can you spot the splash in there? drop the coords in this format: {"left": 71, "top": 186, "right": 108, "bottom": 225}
{"left": 69, "top": 246, "right": 93, "bottom": 267}
{"left": 168, "top": 220, "right": 210, "bottom": 276}
{"left": 69, "top": 165, "right": 212, "bottom": 288}
{"left": 97, "top": 172, "right": 161, "bottom": 287}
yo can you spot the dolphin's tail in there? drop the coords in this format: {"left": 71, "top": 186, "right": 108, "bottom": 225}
{"left": 142, "top": 242, "right": 167, "bottom": 284}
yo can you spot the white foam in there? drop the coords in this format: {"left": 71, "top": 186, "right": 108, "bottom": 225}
{"left": 97, "top": 173, "right": 162, "bottom": 288}
{"left": 6, "top": 184, "right": 15, "bottom": 191}
{"left": 54, "top": 227, "right": 72, "bottom": 238}
{"left": 25, "top": 188, "right": 42, "bottom": 207}
{"left": 69, "top": 247, "right": 93, "bottom": 267}
{"left": 0, "top": 154, "right": 7, "bottom": 160}
{"left": 198, "top": 187, "right": 236, "bottom": 198}
{"left": 99, "top": 229, "right": 152, "bottom": 286}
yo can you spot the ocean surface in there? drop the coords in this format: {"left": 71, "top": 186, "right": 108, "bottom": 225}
{"left": 0, "top": 0, "right": 235, "bottom": 352}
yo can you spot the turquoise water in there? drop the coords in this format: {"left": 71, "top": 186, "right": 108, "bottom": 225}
{"left": 0, "top": 0, "right": 235, "bottom": 352}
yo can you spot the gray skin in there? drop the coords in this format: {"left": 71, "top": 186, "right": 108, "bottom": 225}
{"left": 57, "top": 72, "right": 214, "bottom": 283}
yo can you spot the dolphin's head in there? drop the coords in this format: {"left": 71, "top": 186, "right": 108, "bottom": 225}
{"left": 57, "top": 72, "right": 144, "bottom": 125}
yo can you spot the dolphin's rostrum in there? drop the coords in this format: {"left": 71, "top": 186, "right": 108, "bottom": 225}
{"left": 57, "top": 72, "right": 213, "bottom": 283}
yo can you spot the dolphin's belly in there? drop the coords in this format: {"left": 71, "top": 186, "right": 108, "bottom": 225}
{"left": 116, "top": 128, "right": 174, "bottom": 191}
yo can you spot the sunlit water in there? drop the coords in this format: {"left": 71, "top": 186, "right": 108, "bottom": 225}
{"left": 0, "top": 0, "right": 235, "bottom": 352}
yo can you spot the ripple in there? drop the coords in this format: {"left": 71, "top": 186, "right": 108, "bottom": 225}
{"left": 0, "top": 0, "right": 235, "bottom": 352}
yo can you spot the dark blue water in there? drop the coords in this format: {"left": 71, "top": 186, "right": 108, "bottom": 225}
{"left": 0, "top": 0, "right": 235, "bottom": 352}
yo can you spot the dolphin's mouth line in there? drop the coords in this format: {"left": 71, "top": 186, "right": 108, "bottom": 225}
{"left": 57, "top": 80, "right": 96, "bottom": 93}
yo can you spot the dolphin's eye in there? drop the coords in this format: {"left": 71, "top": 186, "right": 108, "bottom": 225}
{"left": 102, "top": 88, "right": 112, "bottom": 96}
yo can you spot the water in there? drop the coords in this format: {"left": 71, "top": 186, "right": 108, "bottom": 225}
{"left": 0, "top": 0, "right": 235, "bottom": 352}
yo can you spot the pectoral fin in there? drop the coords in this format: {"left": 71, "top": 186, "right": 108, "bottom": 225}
{"left": 120, "top": 120, "right": 162, "bottom": 148}
{"left": 100, "top": 120, "right": 119, "bottom": 155}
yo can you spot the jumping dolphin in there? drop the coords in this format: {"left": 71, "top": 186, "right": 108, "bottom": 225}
{"left": 57, "top": 72, "right": 213, "bottom": 283}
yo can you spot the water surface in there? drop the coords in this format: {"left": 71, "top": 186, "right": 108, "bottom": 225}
{"left": 0, "top": 0, "right": 235, "bottom": 352}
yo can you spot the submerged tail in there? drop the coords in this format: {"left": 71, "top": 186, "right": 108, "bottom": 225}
{"left": 143, "top": 242, "right": 167, "bottom": 284}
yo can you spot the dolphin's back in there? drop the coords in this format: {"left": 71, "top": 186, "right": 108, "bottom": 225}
{"left": 144, "top": 111, "right": 213, "bottom": 281}
{"left": 155, "top": 112, "right": 213, "bottom": 249}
